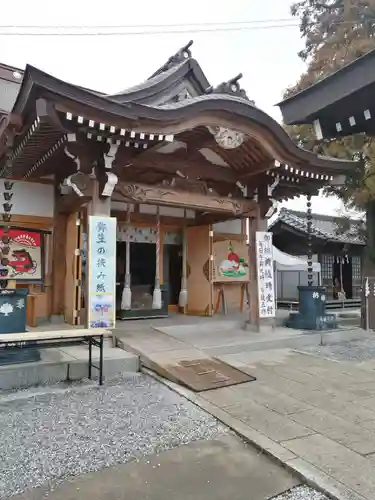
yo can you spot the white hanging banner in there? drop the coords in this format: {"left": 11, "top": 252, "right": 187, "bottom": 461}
{"left": 255, "top": 231, "right": 276, "bottom": 318}
{"left": 87, "top": 216, "right": 117, "bottom": 328}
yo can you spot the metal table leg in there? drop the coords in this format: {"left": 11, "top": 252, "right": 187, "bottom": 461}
{"left": 99, "top": 335, "right": 104, "bottom": 385}
{"left": 88, "top": 337, "right": 92, "bottom": 380}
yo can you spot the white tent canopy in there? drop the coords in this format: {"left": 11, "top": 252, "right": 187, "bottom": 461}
{"left": 273, "top": 246, "right": 321, "bottom": 273}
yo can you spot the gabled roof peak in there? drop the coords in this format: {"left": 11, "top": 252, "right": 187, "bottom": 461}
{"left": 205, "top": 73, "right": 253, "bottom": 102}
{"left": 149, "top": 40, "right": 194, "bottom": 79}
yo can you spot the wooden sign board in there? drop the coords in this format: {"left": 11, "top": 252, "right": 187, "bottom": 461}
{"left": 0, "top": 228, "right": 43, "bottom": 282}
{"left": 255, "top": 232, "right": 275, "bottom": 318}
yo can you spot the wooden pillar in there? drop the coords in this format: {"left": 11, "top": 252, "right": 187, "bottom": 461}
{"left": 51, "top": 213, "right": 68, "bottom": 316}
{"left": 64, "top": 211, "right": 82, "bottom": 324}
{"left": 152, "top": 206, "right": 162, "bottom": 309}
{"left": 179, "top": 209, "right": 188, "bottom": 309}
{"left": 89, "top": 180, "right": 111, "bottom": 217}
{"left": 121, "top": 208, "right": 132, "bottom": 310}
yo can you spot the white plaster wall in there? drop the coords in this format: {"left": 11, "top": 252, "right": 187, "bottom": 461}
{"left": 0, "top": 180, "right": 54, "bottom": 217}
{"left": 213, "top": 219, "right": 242, "bottom": 234}
{"left": 111, "top": 201, "right": 135, "bottom": 212}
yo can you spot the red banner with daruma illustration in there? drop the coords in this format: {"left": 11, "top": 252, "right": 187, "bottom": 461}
{"left": 0, "top": 228, "right": 42, "bottom": 280}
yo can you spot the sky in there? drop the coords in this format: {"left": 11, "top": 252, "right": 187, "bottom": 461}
{"left": 1, "top": 0, "right": 345, "bottom": 216}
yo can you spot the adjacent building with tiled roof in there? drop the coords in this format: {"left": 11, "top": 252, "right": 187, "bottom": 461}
{"left": 270, "top": 208, "right": 365, "bottom": 246}
{"left": 270, "top": 208, "right": 364, "bottom": 300}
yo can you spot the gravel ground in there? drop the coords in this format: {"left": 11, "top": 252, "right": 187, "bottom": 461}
{"left": 272, "top": 486, "right": 328, "bottom": 500}
{"left": 303, "top": 337, "right": 375, "bottom": 362}
{"left": 0, "top": 374, "right": 227, "bottom": 498}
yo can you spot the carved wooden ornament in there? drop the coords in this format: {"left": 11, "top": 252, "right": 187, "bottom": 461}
{"left": 208, "top": 126, "right": 245, "bottom": 149}
{"left": 114, "top": 182, "right": 256, "bottom": 216}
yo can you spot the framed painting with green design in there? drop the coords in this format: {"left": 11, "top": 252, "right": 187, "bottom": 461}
{"left": 213, "top": 240, "right": 249, "bottom": 282}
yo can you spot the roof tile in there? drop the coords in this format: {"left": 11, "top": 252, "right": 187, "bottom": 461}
{"left": 270, "top": 208, "right": 364, "bottom": 245}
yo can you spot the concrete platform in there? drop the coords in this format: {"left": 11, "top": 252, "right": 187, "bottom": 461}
{"left": 151, "top": 322, "right": 370, "bottom": 357}
{"left": 0, "top": 342, "right": 139, "bottom": 390}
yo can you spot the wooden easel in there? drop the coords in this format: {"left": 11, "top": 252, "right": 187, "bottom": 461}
{"left": 215, "top": 284, "right": 228, "bottom": 314}
{"left": 214, "top": 282, "right": 250, "bottom": 315}
{"left": 240, "top": 282, "right": 250, "bottom": 312}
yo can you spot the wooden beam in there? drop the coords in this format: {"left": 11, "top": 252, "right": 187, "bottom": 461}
{"left": 114, "top": 181, "right": 257, "bottom": 216}
{"left": 239, "top": 160, "right": 274, "bottom": 180}
{"left": 51, "top": 213, "right": 67, "bottom": 316}
{"left": 192, "top": 214, "right": 240, "bottom": 226}
{"left": 56, "top": 194, "right": 93, "bottom": 214}
{"left": 117, "top": 151, "right": 239, "bottom": 184}
{"left": 55, "top": 177, "right": 95, "bottom": 214}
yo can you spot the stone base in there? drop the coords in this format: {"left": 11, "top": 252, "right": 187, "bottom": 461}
{"left": 117, "top": 308, "right": 168, "bottom": 320}
{"left": 242, "top": 318, "right": 276, "bottom": 333}
{"left": 285, "top": 312, "right": 337, "bottom": 331}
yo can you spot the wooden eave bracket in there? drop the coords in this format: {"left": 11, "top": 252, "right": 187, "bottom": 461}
{"left": 0, "top": 113, "right": 23, "bottom": 159}
{"left": 99, "top": 171, "right": 118, "bottom": 198}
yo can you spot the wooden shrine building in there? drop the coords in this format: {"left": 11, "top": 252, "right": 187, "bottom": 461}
{"left": 270, "top": 208, "right": 365, "bottom": 300}
{"left": 0, "top": 41, "right": 357, "bottom": 328}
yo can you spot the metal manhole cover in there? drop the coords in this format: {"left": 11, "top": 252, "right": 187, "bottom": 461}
{"left": 167, "top": 358, "right": 256, "bottom": 392}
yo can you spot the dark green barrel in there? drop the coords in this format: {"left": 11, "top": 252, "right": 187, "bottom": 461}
{"left": 286, "top": 286, "right": 337, "bottom": 330}
{"left": 0, "top": 288, "right": 40, "bottom": 365}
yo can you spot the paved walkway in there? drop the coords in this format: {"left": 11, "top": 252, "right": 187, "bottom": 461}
{"left": 11, "top": 434, "right": 300, "bottom": 500}
{"left": 115, "top": 318, "right": 375, "bottom": 499}
{"left": 181, "top": 348, "right": 375, "bottom": 500}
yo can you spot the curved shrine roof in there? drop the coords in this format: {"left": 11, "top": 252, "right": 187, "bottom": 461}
{"left": 0, "top": 41, "right": 359, "bottom": 186}
{"left": 10, "top": 63, "right": 356, "bottom": 177}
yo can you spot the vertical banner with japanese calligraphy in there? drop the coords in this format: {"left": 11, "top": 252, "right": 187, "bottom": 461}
{"left": 87, "top": 216, "right": 117, "bottom": 328}
{"left": 255, "top": 232, "right": 275, "bottom": 318}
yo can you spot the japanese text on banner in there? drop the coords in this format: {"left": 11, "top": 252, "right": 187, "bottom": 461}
{"left": 255, "top": 232, "right": 275, "bottom": 318}
{"left": 88, "top": 216, "right": 116, "bottom": 329}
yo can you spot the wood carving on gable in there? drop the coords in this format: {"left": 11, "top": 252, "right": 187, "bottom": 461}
{"left": 159, "top": 177, "right": 212, "bottom": 195}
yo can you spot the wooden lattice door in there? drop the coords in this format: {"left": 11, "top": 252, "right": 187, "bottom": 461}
{"left": 64, "top": 211, "right": 84, "bottom": 325}
{"left": 186, "top": 225, "right": 213, "bottom": 316}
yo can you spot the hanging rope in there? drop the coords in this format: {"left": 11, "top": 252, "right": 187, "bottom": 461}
{"left": 306, "top": 194, "right": 313, "bottom": 286}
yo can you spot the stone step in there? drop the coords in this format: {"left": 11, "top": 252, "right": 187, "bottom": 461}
{"left": 0, "top": 345, "right": 139, "bottom": 391}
